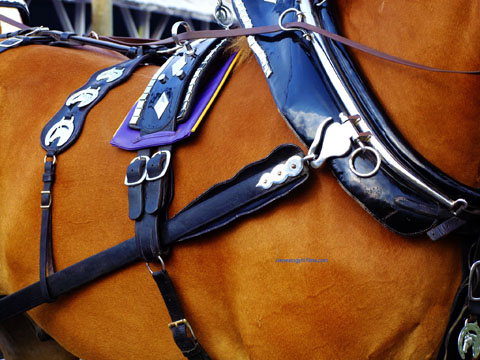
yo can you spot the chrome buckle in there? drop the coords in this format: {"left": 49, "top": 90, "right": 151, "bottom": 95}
{"left": 0, "top": 37, "right": 22, "bottom": 48}
{"left": 124, "top": 155, "right": 149, "bottom": 186}
{"left": 146, "top": 150, "right": 171, "bottom": 181}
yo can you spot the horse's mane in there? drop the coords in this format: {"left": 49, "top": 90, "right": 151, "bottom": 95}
{"left": 227, "top": 37, "right": 252, "bottom": 66}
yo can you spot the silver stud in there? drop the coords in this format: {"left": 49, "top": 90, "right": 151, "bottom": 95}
{"left": 159, "top": 74, "right": 167, "bottom": 84}
{"left": 176, "top": 70, "right": 186, "bottom": 80}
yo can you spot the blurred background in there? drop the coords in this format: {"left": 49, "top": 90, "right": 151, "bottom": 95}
{"left": 27, "top": 0, "right": 234, "bottom": 38}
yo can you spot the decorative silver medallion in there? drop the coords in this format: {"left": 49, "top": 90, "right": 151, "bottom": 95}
{"left": 66, "top": 87, "right": 100, "bottom": 108}
{"left": 458, "top": 320, "right": 480, "bottom": 359}
{"left": 96, "top": 67, "right": 125, "bottom": 83}
{"left": 256, "top": 155, "right": 303, "bottom": 190}
{"left": 44, "top": 116, "right": 75, "bottom": 147}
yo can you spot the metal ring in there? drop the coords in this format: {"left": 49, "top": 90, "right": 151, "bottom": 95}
{"left": 349, "top": 146, "right": 382, "bottom": 178}
{"left": 214, "top": 4, "right": 234, "bottom": 29}
{"left": 44, "top": 154, "right": 57, "bottom": 165}
{"left": 171, "top": 21, "right": 194, "bottom": 55}
{"left": 146, "top": 255, "right": 166, "bottom": 274}
{"left": 278, "top": 8, "right": 312, "bottom": 40}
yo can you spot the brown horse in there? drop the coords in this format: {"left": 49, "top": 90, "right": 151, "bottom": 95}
{"left": 0, "top": 0, "right": 479, "bottom": 359}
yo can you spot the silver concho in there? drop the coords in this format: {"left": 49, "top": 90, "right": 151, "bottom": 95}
{"left": 458, "top": 320, "right": 480, "bottom": 359}
{"left": 96, "top": 67, "right": 125, "bottom": 83}
{"left": 256, "top": 155, "right": 303, "bottom": 190}
{"left": 66, "top": 87, "right": 100, "bottom": 108}
{"left": 44, "top": 116, "right": 75, "bottom": 147}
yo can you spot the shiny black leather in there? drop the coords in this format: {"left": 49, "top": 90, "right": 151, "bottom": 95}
{"left": 319, "top": 4, "right": 480, "bottom": 218}
{"left": 41, "top": 54, "right": 150, "bottom": 155}
{"left": 132, "top": 38, "right": 224, "bottom": 134}
{"left": 233, "top": 0, "right": 344, "bottom": 145}
{"left": 234, "top": 0, "right": 475, "bottom": 236}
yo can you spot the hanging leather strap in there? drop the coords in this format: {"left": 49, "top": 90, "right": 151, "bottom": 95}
{"left": 39, "top": 152, "right": 56, "bottom": 302}
{"left": 150, "top": 268, "right": 211, "bottom": 360}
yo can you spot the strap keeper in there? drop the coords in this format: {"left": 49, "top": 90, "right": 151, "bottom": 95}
{"left": 40, "top": 190, "right": 52, "bottom": 209}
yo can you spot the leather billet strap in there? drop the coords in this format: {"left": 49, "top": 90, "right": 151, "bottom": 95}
{"left": 126, "top": 146, "right": 173, "bottom": 261}
{"left": 0, "top": 144, "right": 309, "bottom": 321}
{"left": 151, "top": 269, "right": 211, "bottom": 359}
{"left": 39, "top": 152, "right": 56, "bottom": 302}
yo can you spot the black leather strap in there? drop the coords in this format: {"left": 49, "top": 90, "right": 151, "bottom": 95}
{"left": 40, "top": 54, "right": 151, "bottom": 155}
{"left": 0, "top": 237, "right": 139, "bottom": 321}
{"left": 162, "top": 144, "right": 309, "bottom": 245}
{"left": 39, "top": 152, "right": 56, "bottom": 303}
{"left": 127, "top": 146, "right": 172, "bottom": 261}
{"left": 0, "top": 144, "right": 310, "bottom": 321}
{"left": 151, "top": 269, "right": 210, "bottom": 359}
{"left": 436, "top": 233, "right": 480, "bottom": 359}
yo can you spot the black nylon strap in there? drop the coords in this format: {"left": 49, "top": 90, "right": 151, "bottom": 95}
{"left": 151, "top": 269, "right": 210, "bottom": 360}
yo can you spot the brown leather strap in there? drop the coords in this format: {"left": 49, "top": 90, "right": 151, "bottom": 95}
{"left": 99, "top": 22, "right": 480, "bottom": 75}
{"left": 0, "top": 10, "right": 478, "bottom": 75}
{"left": 0, "top": 13, "right": 29, "bottom": 30}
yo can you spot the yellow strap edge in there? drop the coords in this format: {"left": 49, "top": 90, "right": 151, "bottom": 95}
{"left": 191, "top": 50, "right": 242, "bottom": 133}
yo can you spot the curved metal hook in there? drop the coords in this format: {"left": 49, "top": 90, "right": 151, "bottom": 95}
{"left": 171, "top": 21, "right": 195, "bottom": 56}
{"left": 278, "top": 8, "right": 312, "bottom": 41}
{"left": 214, "top": 2, "right": 234, "bottom": 29}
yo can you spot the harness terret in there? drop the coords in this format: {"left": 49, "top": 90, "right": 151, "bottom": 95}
{"left": 1, "top": 0, "right": 480, "bottom": 359}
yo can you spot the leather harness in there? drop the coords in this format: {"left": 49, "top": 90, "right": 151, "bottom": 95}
{"left": 1, "top": 0, "right": 480, "bottom": 358}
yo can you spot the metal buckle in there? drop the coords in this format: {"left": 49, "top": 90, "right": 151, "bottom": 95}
{"left": 40, "top": 191, "right": 52, "bottom": 209}
{"left": 168, "top": 318, "right": 197, "bottom": 341}
{"left": 0, "top": 37, "right": 22, "bottom": 48}
{"left": 468, "top": 261, "right": 480, "bottom": 302}
{"left": 146, "top": 150, "right": 171, "bottom": 181}
{"left": 124, "top": 155, "right": 149, "bottom": 186}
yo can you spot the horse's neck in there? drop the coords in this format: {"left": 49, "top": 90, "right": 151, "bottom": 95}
{"left": 334, "top": 0, "right": 480, "bottom": 187}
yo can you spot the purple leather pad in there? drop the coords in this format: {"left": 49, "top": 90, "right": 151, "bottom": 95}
{"left": 111, "top": 53, "right": 236, "bottom": 151}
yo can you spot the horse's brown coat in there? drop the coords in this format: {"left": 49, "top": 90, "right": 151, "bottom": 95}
{"left": 0, "top": 0, "right": 478, "bottom": 358}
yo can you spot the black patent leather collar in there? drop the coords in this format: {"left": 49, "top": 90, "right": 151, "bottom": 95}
{"left": 318, "top": 3, "right": 480, "bottom": 218}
